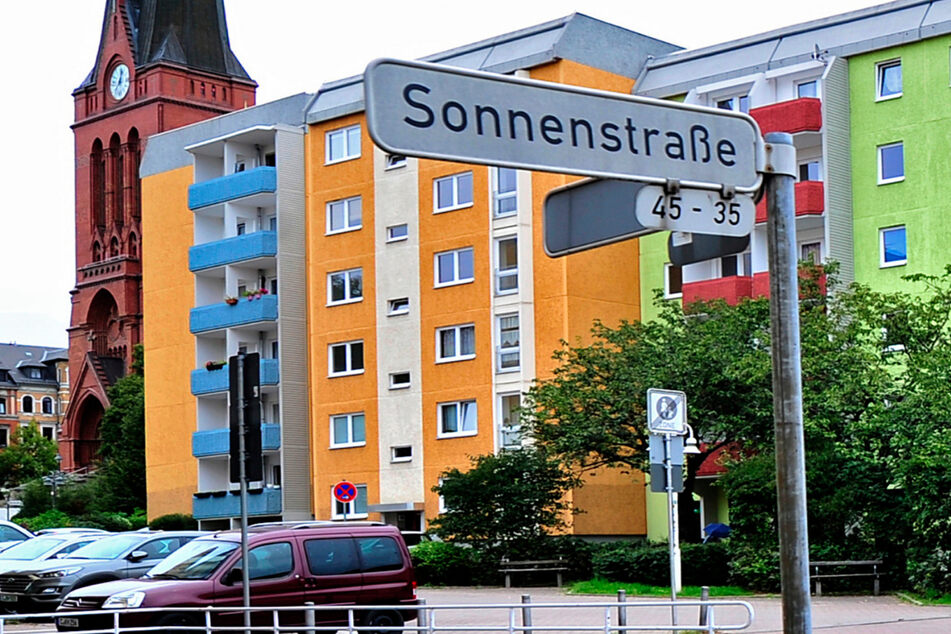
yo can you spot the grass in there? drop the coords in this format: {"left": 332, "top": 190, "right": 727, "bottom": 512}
{"left": 898, "top": 591, "right": 951, "bottom": 605}
{"left": 569, "top": 578, "right": 751, "bottom": 597}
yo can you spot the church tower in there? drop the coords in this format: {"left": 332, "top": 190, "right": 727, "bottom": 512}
{"left": 61, "top": 0, "right": 256, "bottom": 470}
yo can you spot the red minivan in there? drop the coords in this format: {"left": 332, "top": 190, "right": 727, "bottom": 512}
{"left": 55, "top": 523, "right": 418, "bottom": 631}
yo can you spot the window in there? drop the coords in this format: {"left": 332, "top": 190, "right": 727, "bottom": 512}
{"left": 329, "top": 341, "right": 364, "bottom": 377}
{"left": 665, "top": 263, "right": 683, "bottom": 299}
{"left": 327, "top": 268, "right": 363, "bottom": 305}
{"left": 245, "top": 543, "right": 294, "bottom": 581}
{"left": 326, "top": 124, "right": 361, "bottom": 163}
{"left": 41, "top": 397, "right": 53, "bottom": 415}
{"left": 880, "top": 226, "right": 907, "bottom": 267}
{"left": 391, "top": 445, "right": 412, "bottom": 462}
{"left": 716, "top": 94, "right": 749, "bottom": 113}
{"left": 326, "top": 196, "right": 362, "bottom": 233}
{"left": 332, "top": 484, "right": 368, "bottom": 519}
{"left": 878, "top": 143, "right": 904, "bottom": 184}
{"left": 797, "top": 80, "right": 818, "bottom": 99}
{"left": 798, "top": 161, "right": 821, "bottom": 182}
{"left": 387, "top": 297, "right": 409, "bottom": 315}
{"left": 26, "top": 368, "right": 42, "bottom": 380}
{"left": 801, "top": 242, "right": 822, "bottom": 264}
{"left": 493, "top": 167, "right": 518, "bottom": 216}
{"left": 437, "top": 324, "right": 475, "bottom": 362}
{"left": 236, "top": 222, "right": 246, "bottom": 236}
{"left": 438, "top": 400, "right": 477, "bottom": 438}
{"left": 330, "top": 412, "right": 366, "bottom": 448}
{"left": 356, "top": 536, "right": 403, "bottom": 572}
{"left": 720, "top": 252, "right": 751, "bottom": 278}
{"left": 0, "top": 428, "right": 7, "bottom": 448}
{"left": 435, "top": 247, "right": 474, "bottom": 287}
{"left": 0, "top": 399, "right": 5, "bottom": 415}
{"left": 495, "top": 237, "right": 518, "bottom": 294}
{"left": 499, "top": 393, "right": 522, "bottom": 449}
{"left": 434, "top": 172, "right": 473, "bottom": 212}
{"left": 389, "top": 372, "right": 410, "bottom": 389}
{"left": 21, "top": 396, "right": 33, "bottom": 414}
{"left": 876, "top": 60, "right": 902, "bottom": 100}
{"left": 385, "top": 154, "right": 406, "bottom": 169}
{"left": 497, "top": 314, "right": 520, "bottom": 372}
{"left": 386, "top": 224, "right": 408, "bottom": 242}
{"left": 305, "top": 538, "right": 360, "bottom": 575}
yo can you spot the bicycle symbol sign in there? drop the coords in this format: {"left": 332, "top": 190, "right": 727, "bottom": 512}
{"left": 333, "top": 481, "right": 358, "bottom": 503}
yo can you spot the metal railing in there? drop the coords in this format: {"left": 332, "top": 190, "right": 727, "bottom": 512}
{"left": 0, "top": 594, "right": 754, "bottom": 634}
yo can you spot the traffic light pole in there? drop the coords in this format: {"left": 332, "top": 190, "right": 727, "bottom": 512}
{"left": 764, "top": 132, "right": 812, "bottom": 633}
{"left": 237, "top": 353, "right": 251, "bottom": 632}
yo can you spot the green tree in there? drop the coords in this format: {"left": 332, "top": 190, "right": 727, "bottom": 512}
{"left": 430, "top": 447, "right": 578, "bottom": 560}
{"left": 0, "top": 422, "right": 59, "bottom": 489}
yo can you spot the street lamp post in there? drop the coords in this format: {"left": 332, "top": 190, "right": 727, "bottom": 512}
{"left": 51, "top": 454, "right": 63, "bottom": 509}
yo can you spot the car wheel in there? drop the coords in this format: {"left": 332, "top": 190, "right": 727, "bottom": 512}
{"left": 362, "top": 609, "right": 403, "bottom": 634}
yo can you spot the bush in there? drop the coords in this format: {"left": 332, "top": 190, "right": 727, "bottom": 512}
{"left": 15, "top": 509, "right": 72, "bottom": 532}
{"left": 17, "top": 479, "right": 52, "bottom": 518}
{"left": 410, "top": 541, "right": 482, "bottom": 586}
{"left": 591, "top": 541, "right": 730, "bottom": 588}
{"left": 681, "top": 542, "right": 729, "bottom": 586}
{"left": 149, "top": 513, "right": 198, "bottom": 531}
{"left": 726, "top": 544, "right": 780, "bottom": 592}
{"left": 907, "top": 548, "right": 951, "bottom": 595}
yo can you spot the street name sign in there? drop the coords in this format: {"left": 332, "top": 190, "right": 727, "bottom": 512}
{"left": 365, "top": 58, "right": 764, "bottom": 190}
{"left": 647, "top": 388, "right": 687, "bottom": 434}
{"left": 635, "top": 185, "right": 755, "bottom": 237}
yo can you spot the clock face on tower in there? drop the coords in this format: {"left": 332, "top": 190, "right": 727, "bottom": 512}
{"left": 109, "top": 63, "right": 130, "bottom": 101}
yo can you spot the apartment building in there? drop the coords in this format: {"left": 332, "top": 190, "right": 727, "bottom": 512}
{"left": 0, "top": 344, "right": 69, "bottom": 447}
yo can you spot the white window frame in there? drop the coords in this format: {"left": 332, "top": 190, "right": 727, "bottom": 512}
{"left": 326, "top": 196, "right": 362, "bottom": 234}
{"left": 437, "top": 478, "right": 447, "bottom": 513}
{"left": 390, "top": 445, "right": 413, "bottom": 463}
{"left": 433, "top": 172, "right": 473, "bottom": 213}
{"left": 41, "top": 397, "right": 54, "bottom": 415}
{"left": 796, "top": 79, "right": 819, "bottom": 99}
{"left": 879, "top": 226, "right": 907, "bottom": 268}
{"left": 498, "top": 393, "right": 522, "bottom": 450}
{"left": 715, "top": 94, "right": 750, "bottom": 113}
{"left": 876, "top": 59, "right": 902, "bottom": 101}
{"left": 878, "top": 142, "right": 905, "bottom": 185}
{"left": 327, "top": 268, "right": 363, "bottom": 305}
{"left": 330, "top": 412, "right": 366, "bottom": 449}
{"left": 434, "top": 247, "right": 474, "bottom": 287}
{"left": 325, "top": 124, "right": 361, "bottom": 164}
{"left": 436, "top": 324, "right": 476, "bottom": 363}
{"left": 798, "top": 160, "right": 822, "bottom": 182}
{"left": 800, "top": 241, "right": 823, "bottom": 265}
{"left": 386, "top": 224, "right": 408, "bottom": 242}
{"left": 387, "top": 297, "right": 409, "bottom": 316}
{"left": 664, "top": 263, "right": 683, "bottom": 299}
{"left": 492, "top": 167, "right": 518, "bottom": 217}
{"left": 496, "top": 314, "right": 520, "bottom": 373}
{"left": 331, "top": 483, "right": 368, "bottom": 519}
{"left": 438, "top": 399, "right": 478, "bottom": 439}
{"left": 328, "top": 340, "right": 364, "bottom": 377}
{"left": 495, "top": 236, "right": 518, "bottom": 295}
{"left": 385, "top": 154, "right": 406, "bottom": 170}
{"left": 388, "top": 371, "right": 411, "bottom": 390}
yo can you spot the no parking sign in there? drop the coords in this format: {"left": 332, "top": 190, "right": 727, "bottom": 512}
{"left": 333, "top": 480, "right": 358, "bottom": 503}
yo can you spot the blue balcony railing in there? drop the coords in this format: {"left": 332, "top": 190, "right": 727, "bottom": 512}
{"left": 188, "top": 167, "right": 277, "bottom": 210}
{"left": 191, "top": 358, "right": 279, "bottom": 395}
{"left": 190, "top": 295, "right": 278, "bottom": 334}
{"left": 192, "top": 423, "right": 281, "bottom": 457}
{"left": 189, "top": 231, "right": 277, "bottom": 272}
{"left": 193, "top": 487, "right": 282, "bottom": 519}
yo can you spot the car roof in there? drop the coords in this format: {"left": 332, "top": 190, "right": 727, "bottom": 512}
{"left": 201, "top": 522, "right": 398, "bottom": 542}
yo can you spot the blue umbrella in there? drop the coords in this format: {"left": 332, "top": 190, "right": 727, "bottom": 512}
{"left": 703, "top": 523, "right": 731, "bottom": 542}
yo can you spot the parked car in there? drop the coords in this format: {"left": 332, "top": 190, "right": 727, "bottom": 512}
{"left": 54, "top": 523, "right": 418, "bottom": 631}
{"left": 35, "top": 529, "right": 109, "bottom": 536}
{"left": 0, "top": 521, "right": 33, "bottom": 553}
{"left": 0, "top": 531, "right": 204, "bottom": 613}
{"left": 0, "top": 533, "right": 110, "bottom": 577}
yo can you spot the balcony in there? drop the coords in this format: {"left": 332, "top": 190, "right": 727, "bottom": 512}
{"left": 189, "top": 231, "right": 277, "bottom": 272}
{"left": 190, "top": 295, "right": 278, "bottom": 334}
{"left": 752, "top": 269, "right": 826, "bottom": 299}
{"left": 755, "top": 181, "right": 825, "bottom": 223}
{"left": 191, "top": 358, "right": 280, "bottom": 395}
{"left": 750, "top": 98, "right": 822, "bottom": 135}
{"left": 188, "top": 167, "right": 277, "bottom": 210}
{"left": 192, "top": 423, "right": 282, "bottom": 457}
{"left": 682, "top": 275, "right": 753, "bottom": 306}
{"left": 192, "top": 487, "right": 282, "bottom": 520}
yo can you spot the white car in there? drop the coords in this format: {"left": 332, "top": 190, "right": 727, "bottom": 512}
{"left": 0, "top": 533, "right": 108, "bottom": 574}
{"left": 0, "top": 521, "right": 33, "bottom": 553}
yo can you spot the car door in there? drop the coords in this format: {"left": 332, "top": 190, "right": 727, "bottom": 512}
{"left": 214, "top": 540, "right": 304, "bottom": 627}
{"left": 299, "top": 536, "right": 363, "bottom": 625}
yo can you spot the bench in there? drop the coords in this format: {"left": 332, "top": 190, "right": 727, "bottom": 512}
{"left": 499, "top": 558, "right": 569, "bottom": 588}
{"left": 810, "top": 560, "right": 882, "bottom": 596}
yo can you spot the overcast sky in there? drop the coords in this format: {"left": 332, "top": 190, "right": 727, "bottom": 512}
{"left": 0, "top": 0, "right": 885, "bottom": 348}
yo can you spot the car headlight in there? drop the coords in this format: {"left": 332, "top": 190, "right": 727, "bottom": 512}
{"left": 37, "top": 567, "right": 82, "bottom": 579}
{"left": 102, "top": 591, "right": 146, "bottom": 609}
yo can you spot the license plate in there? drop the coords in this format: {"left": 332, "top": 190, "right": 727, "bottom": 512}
{"left": 57, "top": 617, "right": 80, "bottom": 628}
{"left": 0, "top": 594, "right": 16, "bottom": 603}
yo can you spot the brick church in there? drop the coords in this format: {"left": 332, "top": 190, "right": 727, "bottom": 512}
{"left": 60, "top": 0, "right": 256, "bottom": 469}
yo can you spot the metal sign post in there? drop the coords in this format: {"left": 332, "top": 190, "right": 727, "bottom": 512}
{"left": 235, "top": 354, "right": 250, "bottom": 632}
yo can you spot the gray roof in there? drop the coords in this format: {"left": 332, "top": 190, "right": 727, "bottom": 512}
{"left": 139, "top": 92, "right": 314, "bottom": 177}
{"left": 0, "top": 344, "right": 65, "bottom": 386}
{"left": 306, "top": 12, "right": 680, "bottom": 124}
{"left": 636, "top": 0, "right": 951, "bottom": 97}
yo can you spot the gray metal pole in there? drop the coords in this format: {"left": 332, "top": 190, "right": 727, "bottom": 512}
{"left": 664, "top": 433, "right": 679, "bottom": 629}
{"left": 237, "top": 353, "right": 251, "bottom": 633}
{"left": 764, "top": 132, "right": 812, "bottom": 633}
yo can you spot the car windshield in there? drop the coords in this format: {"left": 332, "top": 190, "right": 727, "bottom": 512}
{"left": 146, "top": 540, "right": 238, "bottom": 580}
{"left": 0, "top": 538, "right": 66, "bottom": 560}
{"left": 68, "top": 534, "right": 144, "bottom": 560}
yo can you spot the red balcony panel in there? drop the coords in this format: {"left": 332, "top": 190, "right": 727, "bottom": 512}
{"left": 682, "top": 275, "right": 753, "bottom": 306}
{"left": 750, "top": 97, "right": 822, "bottom": 135}
{"left": 756, "top": 181, "right": 825, "bottom": 224}
{"left": 751, "top": 269, "right": 826, "bottom": 299}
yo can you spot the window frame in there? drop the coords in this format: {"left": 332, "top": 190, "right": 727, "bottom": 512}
{"left": 664, "top": 263, "right": 683, "bottom": 299}
{"left": 492, "top": 167, "right": 518, "bottom": 217}
{"left": 496, "top": 313, "right": 520, "bottom": 373}
{"left": 327, "top": 268, "right": 363, "bottom": 306}
{"left": 385, "top": 154, "right": 407, "bottom": 170}
{"left": 330, "top": 412, "right": 366, "bottom": 449}
{"left": 876, "top": 59, "right": 903, "bottom": 101}
{"left": 21, "top": 395, "right": 33, "bottom": 414}
{"left": 433, "top": 172, "right": 474, "bottom": 213}
{"left": 390, "top": 445, "right": 413, "bottom": 463}
{"left": 328, "top": 340, "right": 365, "bottom": 377}
{"left": 41, "top": 397, "right": 54, "bottom": 415}
{"left": 498, "top": 392, "right": 522, "bottom": 449}
{"left": 877, "top": 142, "right": 905, "bottom": 185}
{"left": 325, "top": 124, "right": 361, "bottom": 165}
{"left": 387, "top": 297, "right": 409, "bottom": 316}
{"left": 388, "top": 371, "right": 411, "bottom": 390}
{"left": 386, "top": 224, "right": 408, "bottom": 243}
{"left": 326, "top": 196, "right": 362, "bottom": 234}
{"left": 796, "top": 79, "right": 819, "bottom": 99}
{"left": 436, "top": 324, "right": 476, "bottom": 363}
{"left": 437, "top": 399, "right": 478, "bottom": 439}
{"left": 879, "top": 226, "right": 907, "bottom": 268}
{"left": 495, "top": 236, "right": 518, "bottom": 295}
{"left": 715, "top": 94, "right": 750, "bottom": 113}
{"left": 434, "top": 247, "right": 474, "bottom": 288}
